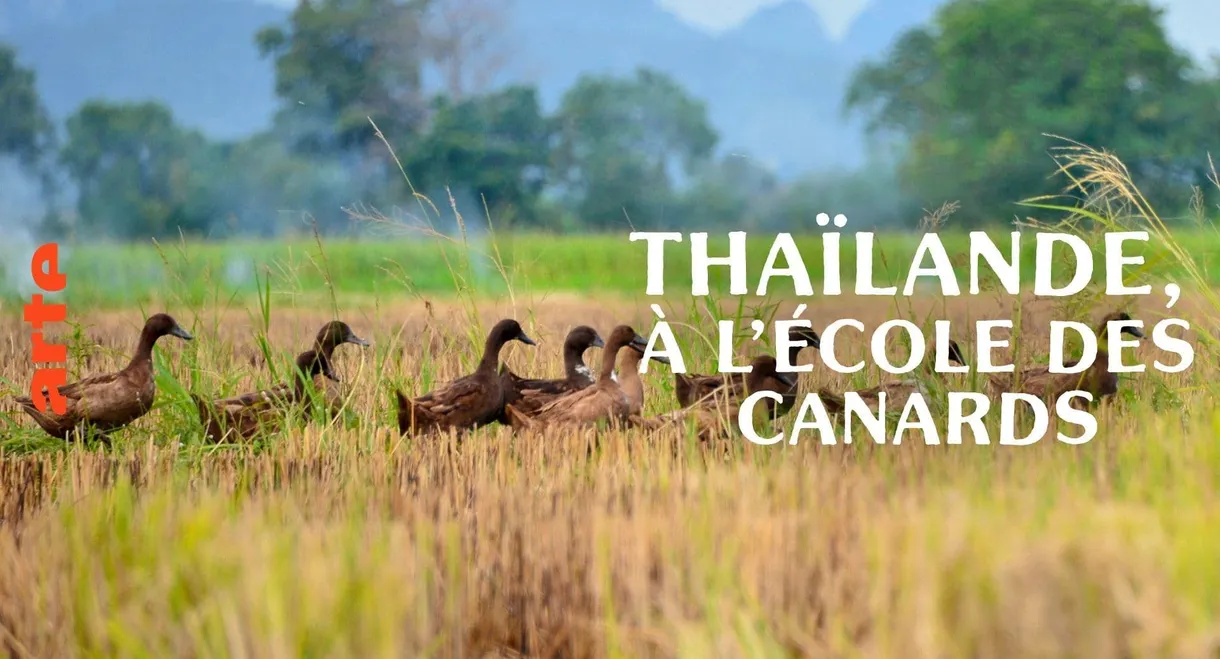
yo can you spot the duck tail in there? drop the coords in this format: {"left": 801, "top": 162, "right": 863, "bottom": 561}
{"left": 394, "top": 389, "right": 416, "bottom": 435}
{"left": 816, "top": 388, "right": 847, "bottom": 415}
{"left": 627, "top": 413, "right": 661, "bottom": 431}
{"left": 13, "top": 394, "right": 56, "bottom": 425}
{"left": 503, "top": 404, "right": 535, "bottom": 431}
{"left": 673, "top": 373, "right": 693, "bottom": 405}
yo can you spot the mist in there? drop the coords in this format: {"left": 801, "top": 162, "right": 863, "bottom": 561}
{"left": 0, "top": 159, "right": 45, "bottom": 298}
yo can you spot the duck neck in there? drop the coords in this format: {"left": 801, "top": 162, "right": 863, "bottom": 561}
{"left": 617, "top": 351, "right": 645, "bottom": 406}
{"left": 746, "top": 368, "right": 771, "bottom": 393}
{"left": 786, "top": 339, "right": 809, "bottom": 369}
{"left": 314, "top": 337, "right": 337, "bottom": 361}
{"left": 599, "top": 339, "right": 627, "bottom": 383}
{"left": 128, "top": 326, "right": 161, "bottom": 369}
{"left": 479, "top": 331, "right": 506, "bottom": 372}
{"left": 563, "top": 344, "right": 589, "bottom": 382}
{"left": 1095, "top": 319, "right": 1113, "bottom": 357}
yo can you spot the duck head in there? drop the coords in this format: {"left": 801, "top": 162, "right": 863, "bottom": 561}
{"left": 626, "top": 342, "right": 670, "bottom": 365}
{"left": 488, "top": 318, "right": 536, "bottom": 347}
{"left": 317, "top": 320, "right": 371, "bottom": 351}
{"left": 598, "top": 325, "right": 649, "bottom": 378}
{"left": 947, "top": 339, "right": 968, "bottom": 366}
{"left": 787, "top": 326, "right": 821, "bottom": 351}
{"left": 1100, "top": 310, "right": 1145, "bottom": 339}
{"left": 145, "top": 313, "right": 193, "bottom": 342}
{"left": 749, "top": 355, "right": 797, "bottom": 391}
{"left": 482, "top": 319, "right": 536, "bottom": 368}
{"left": 604, "top": 325, "right": 648, "bottom": 352}
{"left": 565, "top": 325, "right": 605, "bottom": 352}
{"left": 564, "top": 325, "right": 605, "bottom": 380}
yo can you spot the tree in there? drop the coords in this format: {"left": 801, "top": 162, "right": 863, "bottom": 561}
{"left": 0, "top": 42, "right": 56, "bottom": 201}
{"left": 60, "top": 101, "right": 211, "bottom": 239}
{"left": 256, "top": 0, "right": 431, "bottom": 157}
{"left": 423, "top": 0, "right": 514, "bottom": 102}
{"left": 846, "top": 0, "right": 1210, "bottom": 221}
{"left": 551, "top": 68, "right": 717, "bottom": 230}
{"left": 676, "top": 154, "right": 778, "bottom": 230}
{"left": 407, "top": 85, "right": 551, "bottom": 226}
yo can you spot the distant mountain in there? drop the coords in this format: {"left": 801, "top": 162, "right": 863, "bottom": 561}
{"left": 4, "top": 0, "right": 285, "bottom": 139}
{"left": 508, "top": 0, "right": 858, "bottom": 175}
{"left": 840, "top": 0, "right": 943, "bottom": 62}
{"left": 1, "top": 0, "right": 940, "bottom": 175}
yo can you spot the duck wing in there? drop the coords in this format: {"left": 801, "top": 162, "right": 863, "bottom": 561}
{"left": 16, "top": 369, "right": 151, "bottom": 437}
{"left": 412, "top": 374, "right": 494, "bottom": 416}
{"left": 400, "top": 372, "right": 504, "bottom": 434}
{"left": 396, "top": 389, "right": 440, "bottom": 434}
{"left": 534, "top": 383, "right": 631, "bottom": 428}
{"left": 54, "top": 371, "right": 126, "bottom": 401}
{"left": 17, "top": 370, "right": 125, "bottom": 407}
{"left": 675, "top": 372, "right": 740, "bottom": 407}
{"left": 818, "top": 378, "right": 920, "bottom": 415}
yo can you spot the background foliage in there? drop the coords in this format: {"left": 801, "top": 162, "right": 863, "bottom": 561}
{"left": 0, "top": 0, "right": 1217, "bottom": 240}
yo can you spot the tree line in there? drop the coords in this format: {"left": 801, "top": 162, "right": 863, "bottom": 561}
{"left": 1, "top": 0, "right": 1217, "bottom": 241}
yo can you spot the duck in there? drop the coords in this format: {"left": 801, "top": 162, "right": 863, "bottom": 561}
{"left": 498, "top": 325, "right": 605, "bottom": 419}
{"left": 674, "top": 326, "right": 820, "bottom": 415}
{"left": 13, "top": 312, "right": 194, "bottom": 443}
{"left": 818, "top": 339, "right": 968, "bottom": 416}
{"left": 503, "top": 325, "right": 648, "bottom": 431}
{"left": 985, "top": 310, "right": 1144, "bottom": 408}
{"left": 192, "top": 349, "right": 337, "bottom": 443}
{"left": 309, "top": 320, "right": 371, "bottom": 415}
{"left": 632, "top": 355, "right": 797, "bottom": 440}
{"left": 245, "top": 321, "right": 370, "bottom": 417}
{"left": 395, "top": 318, "right": 536, "bottom": 436}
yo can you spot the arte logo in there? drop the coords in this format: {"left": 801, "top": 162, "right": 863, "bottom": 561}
{"left": 25, "top": 243, "right": 67, "bottom": 414}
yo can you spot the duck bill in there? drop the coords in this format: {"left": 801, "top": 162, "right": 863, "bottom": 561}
{"left": 629, "top": 334, "right": 649, "bottom": 350}
{"left": 649, "top": 353, "right": 671, "bottom": 365}
{"left": 517, "top": 332, "right": 537, "bottom": 346}
{"left": 591, "top": 335, "right": 606, "bottom": 349}
{"left": 776, "top": 372, "right": 797, "bottom": 388}
{"left": 347, "top": 334, "right": 371, "bottom": 347}
{"left": 1124, "top": 326, "right": 1146, "bottom": 339}
{"left": 170, "top": 325, "right": 194, "bottom": 341}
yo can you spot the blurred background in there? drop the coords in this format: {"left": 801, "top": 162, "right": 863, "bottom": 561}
{"left": 0, "top": 0, "right": 1217, "bottom": 242}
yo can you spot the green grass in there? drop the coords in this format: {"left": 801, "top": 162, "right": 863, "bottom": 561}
{"left": 8, "top": 229, "right": 1220, "bottom": 308}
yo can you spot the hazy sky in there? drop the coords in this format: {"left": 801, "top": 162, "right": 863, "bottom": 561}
{"left": 651, "top": 0, "right": 1218, "bottom": 58}
{"left": 250, "top": 0, "right": 1217, "bottom": 59}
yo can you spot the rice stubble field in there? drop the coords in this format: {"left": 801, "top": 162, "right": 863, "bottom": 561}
{"left": 3, "top": 151, "right": 1220, "bottom": 658}
{"left": 1, "top": 287, "right": 1219, "bottom": 658}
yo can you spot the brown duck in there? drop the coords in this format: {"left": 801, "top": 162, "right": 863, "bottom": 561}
{"left": 503, "top": 325, "right": 648, "bottom": 431}
{"left": 193, "top": 349, "right": 337, "bottom": 443}
{"left": 985, "top": 310, "right": 1144, "bottom": 408}
{"left": 13, "top": 313, "right": 194, "bottom": 442}
{"left": 498, "top": 325, "right": 605, "bottom": 419}
{"left": 632, "top": 355, "right": 797, "bottom": 439}
{"left": 819, "top": 340, "right": 968, "bottom": 416}
{"left": 309, "top": 320, "right": 370, "bottom": 415}
{"left": 396, "top": 318, "right": 536, "bottom": 436}
{"left": 674, "top": 326, "right": 820, "bottom": 415}
{"left": 254, "top": 321, "right": 370, "bottom": 414}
